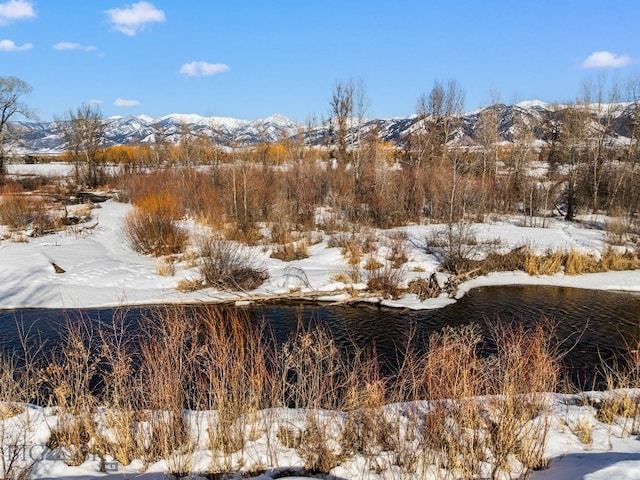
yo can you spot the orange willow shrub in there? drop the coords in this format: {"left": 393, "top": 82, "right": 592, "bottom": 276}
{"left": 121, "top": 192, "right": 187, "bottom": 256}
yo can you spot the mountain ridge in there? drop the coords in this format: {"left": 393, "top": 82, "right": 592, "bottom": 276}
{"left": 8, "top": 101, "right": 638, "bottom": 155}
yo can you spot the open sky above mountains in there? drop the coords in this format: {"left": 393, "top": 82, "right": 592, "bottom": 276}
{"left": 1, "top": 0, "right": 638, "bottom": 121}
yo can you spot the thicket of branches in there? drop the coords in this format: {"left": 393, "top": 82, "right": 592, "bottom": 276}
{"left": 3, "top": 76, "right": 640, "bottom": 235}
{"left": 109, "top": 78, "right": 640, "bottom": 238}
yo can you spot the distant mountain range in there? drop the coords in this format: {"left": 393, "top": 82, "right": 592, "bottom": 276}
{"left": 9, "top": 101, "right": 638, "bottom": 155}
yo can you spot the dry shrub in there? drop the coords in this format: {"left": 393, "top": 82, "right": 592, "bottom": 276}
{"left": 156, "top": 257, "right": 175, "bottom": 276}
{"left": 223, "top": 222, "right": 263, "bottom": 246}
{"left": 196, "top": 307, "right": 268, "bottom": 461}
{"left": 327, "top": 232, "right": 347, "bottom": 249}
{"left": 269, "top": 220, "right": 293, "bottom": 245}
{"left": 596, "top": 337, "right": 640, "bottom": 433}
{"left": 43, "top": 317, "right": 99, "bottom": 466}
{"left": 484, "top": 319, "right": 559, "bottom": 474}
{"left": 407, "top": 273, "right": 441, "bottom": 300}
{"left": 0, "top": 195, "right": 36, "bottom": 229}
{"left": 366, "top": 263, "right": 405, "bottom": 299}
{"left": 121, "top": 193, "right": 188, "bottom": 256}
{"left": 272, "top": 324, "right": 386, "bottom": 473}
{"left": 363, "top": 255, "right": 384, "bottom": 271}
{"left": 175, "top": 277, "right": 203, "bottom": 292}
{"left": 572, "top": 418, "right": 593, "bottom": 445}
{"left": 395, "top": 320, "right": 560, "bottom": 478}
{"left": 420, "top": 324, "right": 485, "bottom": 477}
{"left": 297, "top": 416, "right": 341, "bottom": 474}
{"left": 0, "top": 351, "right": 35, "bottom": 480}
{"left": 198, "top": 236, "right": 269, "bottom": 291}
{"left": 538, "top": 250, "right": 564, "bottom": 275}
{"left": 386, "top": 231, "right": 409, "bottom": 268}
{"left": 596, "top": 394, "right": 640, "bottom": 424}
{"left": 605, "top": 218, "right": 631, "bottom": 246}
{"left": 479, "top": 247, "right": 527, "bottom": 274}
{"left": 342, "top": 236, "right": 363, "bottom": 265}
{"left": 136, "top": 307, "right": 196, "bottom": 463}
{"left": 330, "top": 271, "right": 360, "bottom": 289}
{"left": 0, "top": 355, "right": 24, "bottom": 409}
{"left": 428, "top": 223, "right": 479, "bottom": 275}
{"left": 0, "top": 181, "right": 23, "bottom": 195}
{"left": 133, "top": 192, "right": 182, "bottom": 220}
{"left": 339, "top": 375, "right": 398, "bottom": 464}
{"left": 276, "top": 425, "right": 301, "bottom": 449}
{"left": 95, "top": 314, "right": 146, "bottom": 466}
{"left": 361, "top": 229, "right": 378, "bottom": 254}
{"left": 270, "top": 239, "right": 309, "bottom": 262}
{"left": 276, "top": 325, "right": 349, "bottom": 410}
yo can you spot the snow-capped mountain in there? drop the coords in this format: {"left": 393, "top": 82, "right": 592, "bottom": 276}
{"left": 10, "top": 114, "right": 301, "bottom": 155}
{"left": 9, "top": 102, "right": 638, "bottom": 155}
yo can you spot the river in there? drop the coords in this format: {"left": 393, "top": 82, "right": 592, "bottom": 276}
{"left": 1, "top": 285, "right": 639, "bottom": 389}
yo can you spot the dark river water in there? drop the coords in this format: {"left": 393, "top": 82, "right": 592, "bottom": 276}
{"left": 1, "top": 285, "right": 639, "bottom": 389}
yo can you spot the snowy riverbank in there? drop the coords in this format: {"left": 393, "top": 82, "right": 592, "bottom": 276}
{"left": 1, "top": 198, "right": 640, "bottom": 311}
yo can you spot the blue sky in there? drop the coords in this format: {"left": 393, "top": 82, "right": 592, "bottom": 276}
{"left": 1, "top": 0, "right": 638, "bottom": 122}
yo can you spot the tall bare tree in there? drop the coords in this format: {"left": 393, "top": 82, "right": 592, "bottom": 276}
{"left": 150, "top": 121, "right": 172, "bottom": 167}
{"left": 329, "top": 80, "right": 354, "bottom": 164}
{"left": 60, "top": 104, "right": 106, "bottom": 188}
{"left": 581, "top": 79, "right": 618, "bottom": 212}
{"left": 475, "top": 90, "right": 502, "bottom": 211}
{"left": 419, "top": 79, "right": 465, "bottom": 163}
{"left": 558, "top": 103, "right": 590, "bottom": 220}
{"left": 0, "top": 76, "right": 33, "bottom": 174}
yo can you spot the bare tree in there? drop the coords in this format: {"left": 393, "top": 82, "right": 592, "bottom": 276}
{"left": 351, "top": 80, "right": 370, "bottom": 202}
{"left": 581, "top": 79, "right": 618, "bottom": 213}
{"left": 60, "top": 104, "right": 106, "bottom": 188}
{"left": 329, "top": 80, "right": 354, "bottom": 164}
{"left": 150, "top": 121, "right": 172, "bottom": 167}
{"left": 418, "top": 79, "right": 465, "bottom": 164}
{"left": 557, "top": 103, "right": 590, "bottom": 220}
{"left": 0, "top": 76, "right": 33, "bottom": 174}
{"left": 428, "top": 80, "right": 466, "bottom": 223}
{"left": 475, "top": 89, "right": 502, "bottom": 212}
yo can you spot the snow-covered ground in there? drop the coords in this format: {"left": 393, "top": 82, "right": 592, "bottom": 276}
{"left": 1, "top": 197, "right": 639, "bottom": 311}
{"left": 2, "top": 163, "right": 640, "bottom": 479}
{"left": 1, "top": 392, "right": 639, "bottom": 480}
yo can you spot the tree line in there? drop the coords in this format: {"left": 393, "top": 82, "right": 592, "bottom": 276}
{"left": 1, "top": 75, "right": 640, "bottom": 231}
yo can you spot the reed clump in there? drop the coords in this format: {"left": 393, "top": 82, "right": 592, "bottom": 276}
{"left": 1, "top": 307, "right": 571, "bottom": 479}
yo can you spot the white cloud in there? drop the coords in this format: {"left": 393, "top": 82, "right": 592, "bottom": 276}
{"left": 0, "top": 0, "right": 35, "bottom": 25}
{"left": 115, "top": 98, "right": 140, "bottom": 107}
{"left": 106, "top": 1, "right": 165, "bottom": 36}
{"left": 53, "top": 42, "right": 96, "bottom": 52}
{"left": 581, "top": 51, "right": 632, "bottom": 69}
{"left": 87, "top": 99, "right": 104, "bottom": 106}
{"left": 0, "top": 38, "right": 32, "bottom": 51}
{"left": 180, "top": 61, "right": 230, "bottom": 77}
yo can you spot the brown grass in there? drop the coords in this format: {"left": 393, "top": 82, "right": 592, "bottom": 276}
{"left": 270, "top": 239, "right": 309, "bottom": 261}
{"left": 0, "top": 305, "right": 603, "bottom": 479}
{"left": 0, "top": 195, "right": 38, "bottom": 230}
{"left": 564, "top": 250, "right": 599, "bottom": 275}
{"left": 363, "top": 254, "right": 384, "bottom": 271}
{"left": 601, "top": 248, "right": 640, "bottom": 271}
